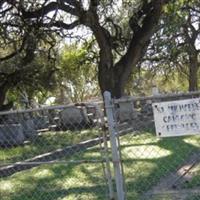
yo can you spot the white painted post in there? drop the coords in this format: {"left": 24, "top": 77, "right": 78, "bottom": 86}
{"left": 104, "top": 91, "right": 125, "bottom": 200}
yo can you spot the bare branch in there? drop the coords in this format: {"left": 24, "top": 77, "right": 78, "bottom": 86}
{"left": 43, "top": 20, "right": 80, "bottom": 30}
{"left": 0, "top": 0, "right": 6, "bottom": 8}
{"left": 21, "top": 2, "right": 79, "bottom": 18}
{"left": 63, "top": 0, "right": 80, "bottom": 8}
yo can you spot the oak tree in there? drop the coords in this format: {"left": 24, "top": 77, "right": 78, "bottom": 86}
{"left": 0, "top": 0, "right": 171, "bottom": 99}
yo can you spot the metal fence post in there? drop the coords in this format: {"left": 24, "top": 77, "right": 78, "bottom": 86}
{"left": 104, "top": 91, "right": 125, "bottom": 200}
{"left": 95, "top": 104, "right": 115, "bottom": 200}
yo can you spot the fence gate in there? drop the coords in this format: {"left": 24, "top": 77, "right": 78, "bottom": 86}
{"left": 0, "top": 103, "right": 114, "bottom": 200}
{"left": 104, "top": 91, "right": 200, "bottom": 200}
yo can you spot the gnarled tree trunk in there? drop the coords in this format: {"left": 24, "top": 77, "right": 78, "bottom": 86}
{"left": 95, "top": 1, "right": 166, "bottom": 98}
{"left": 188, "top": 54, "right": 199, "bottom": 91}
{"left": 189, "top": 65, "right": 198, "bottom": 91}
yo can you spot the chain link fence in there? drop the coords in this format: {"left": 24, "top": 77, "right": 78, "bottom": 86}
{"left": 0, "top": 102, "right": 114, "bottom": 200}
{"left": 104, "top": 91, "right": 200, "bottom": 200}
{"left": 3, "top": 91, "right": 200, "bottom": 200}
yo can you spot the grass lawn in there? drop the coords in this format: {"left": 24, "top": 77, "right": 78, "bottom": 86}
{"left": 173, "top": 137, "right": 200, "bottom": 200}
{"left": 1, "top": 131, "right": 200, "bottom": 200}
{"left": 0, "top": 147, "right": 108, "bottom": 200}
{"left": 186, "top": 196, "right": 200, "bottom": 200}
{"left": 0, "top": 129, "right": 99, "bottom": 165}
{"left": 120, "top": 133, "right": 200, "bottom": 200}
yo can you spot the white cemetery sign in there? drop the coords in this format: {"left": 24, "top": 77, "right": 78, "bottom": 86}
{"left": 152, "top": 98, "right": 200, "bottom": 137}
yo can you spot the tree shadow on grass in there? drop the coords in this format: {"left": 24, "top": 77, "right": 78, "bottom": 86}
{"left": 0, "top": 129, "right": 98, "bottom": 164}
{"left": 0, "top": 147, "right": 108, "bottom": 200}
{"left": 119, "top": 133, "right": 200, "bottom": 200}
{"left": 8, "top": 184, "right": 107, "bottom": 200}
{"left": 2, "top": 132, "right": 200, "bottom": 200}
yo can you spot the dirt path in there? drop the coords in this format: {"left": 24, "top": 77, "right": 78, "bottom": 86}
{"left": 143, "top": 152, "right": 200, "bottom": 200}
{"left": 144, "top": 188, "right": 200, "bottom": 200}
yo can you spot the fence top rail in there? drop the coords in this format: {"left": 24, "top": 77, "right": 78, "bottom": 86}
{"left": 0, "top": 101, "right": 103, "bottom": 116}
{"left": 1, "top": 91, "right": 199, "bottom": 115}
{"left": 113, "top": 90, "right": 200, "bottom": 104}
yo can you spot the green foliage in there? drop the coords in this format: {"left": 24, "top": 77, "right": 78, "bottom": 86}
{"left": 0, "top": 129, "right": 98, "bottom": 164}
{"left": 57, "top": 44, "right": 99, "bottom": 103}
{"left": 0, "top": 47, "right": 58, "bottom": 107}
{"left": 140, "top": 0, "right": 200, "bottom": 92}
{"left": 1, "top": 0, "right": 197, "bottom": 100}
{"left": 1, "top": 132, "right": 200, "bottom": 199}
{"left": 125, "top": 69, "right": 188, "bottom": 96}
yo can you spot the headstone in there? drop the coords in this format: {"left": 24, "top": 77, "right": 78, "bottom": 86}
{"left": 59, "top": 106, "right": 90, "bottom": 129}
{"left": 21, "top": 119, "right": 37, "bottom": 138}
{"left": 33, "top": 116, "right": 49, "bottom": 130}
{"left": 118, "top": 101, "right": 135, "bottom": 122}
{"left": 0, "top": 124, "right": 25, "bottom": 146}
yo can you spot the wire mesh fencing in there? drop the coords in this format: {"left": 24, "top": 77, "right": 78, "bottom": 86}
{"left": 0, "top": 102, "right": 114, "bottom": 200}
{"left": 3, "top": 91, "right": 200, "bottom": 200}
{"left": 104, "top": 91, "right": 200, "bottom": 200}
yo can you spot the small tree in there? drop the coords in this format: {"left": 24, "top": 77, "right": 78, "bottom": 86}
{"left": 57, "top": 45, "right": 99, "bottom": 103}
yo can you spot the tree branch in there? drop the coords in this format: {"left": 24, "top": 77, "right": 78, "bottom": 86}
{"left": 0, "top": 34, "right": 27, "bottom": 62}
{"left": 21, "top": 1, "right": 79, "bottom": 18}
{"left": 115, "top": 0, "right": 171, "bottom": 86}
{"left": 79, "top": 8, "right": 113, "bottom": 69}
{"left": 63, "top": 0, "right": 80, "bottom": 9}
{"left": 0, "top": 0, "right": 6, "bottom": 8}
{"left": 43, "top": 20, "right": 80, "bottom": 30}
